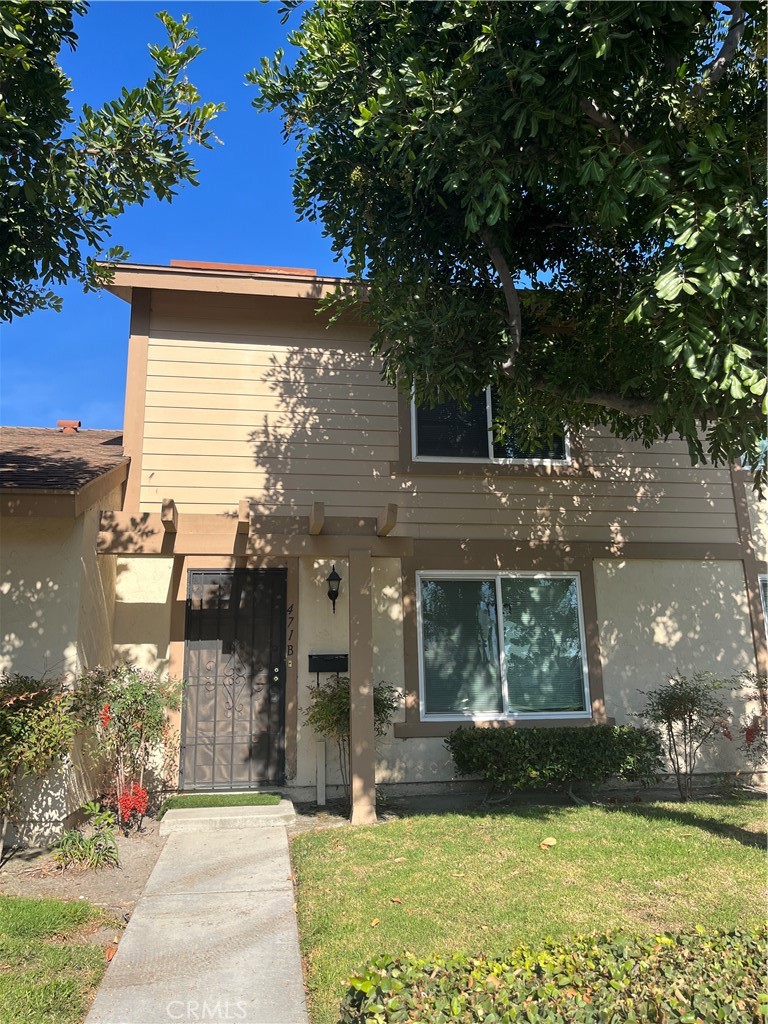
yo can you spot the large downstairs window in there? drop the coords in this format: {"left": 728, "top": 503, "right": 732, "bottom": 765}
{"left": 412, "top": 388, "right": 568, "bottom": 463}
{"left": 417, "top": 572, "right": 591, "bottom": 719}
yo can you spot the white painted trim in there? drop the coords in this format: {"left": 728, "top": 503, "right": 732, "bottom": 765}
{"left": 416, "top": 570, "right": 592, "bottom": 722}
{"left": 411, "top": 386, "right": 571, "bottom": 465}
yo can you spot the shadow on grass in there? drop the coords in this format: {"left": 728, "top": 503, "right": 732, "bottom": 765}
{"left": 601, "top": 798, "right": 767, "bottom": 851}
{"left": 382, "top": 791, "right": 767, "bottom": 850}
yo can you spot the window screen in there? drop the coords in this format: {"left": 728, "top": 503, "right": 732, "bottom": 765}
{"left": 414, "top": 393, "right": 489, "bottom": 458}
{"left": 420, "top": 578, "right": 503, "bottom": 715}
{"left": 501, "top": 576, "right": 587, "bottom": 713}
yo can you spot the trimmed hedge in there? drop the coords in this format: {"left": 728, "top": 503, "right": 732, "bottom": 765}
{"left": 445, "top": 724, "right": 662, "bottom": 793}
{"left": 341, "top": 927, "right": 767, "bottom": 1023}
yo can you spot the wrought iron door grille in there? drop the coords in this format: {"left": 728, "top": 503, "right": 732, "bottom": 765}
{"left": 180, "top": 568, "right": 287, "bottom": 790}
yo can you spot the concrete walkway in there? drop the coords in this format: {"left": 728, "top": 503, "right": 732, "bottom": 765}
{"left": 86, "top": 809, "right": 309, "bottom": 1024}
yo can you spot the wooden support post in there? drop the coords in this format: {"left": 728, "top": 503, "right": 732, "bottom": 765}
{"left": 237, "top": 499, "right": 250, "bottom": 535}
{"left": 161, "top": 498, "right": 178, "bottom": 533}
{"left": 348, "top": 548, "right": 376, "bottom": 825}
{"left": 376, "top": 502, "right": 398, "bottom": 537}
{"left": 309, "top": 501, "right": 325, "bottom": 536}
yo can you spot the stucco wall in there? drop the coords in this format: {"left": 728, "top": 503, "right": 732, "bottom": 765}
{"left": 77, "top": 487, "right": 122, "bottom": 670}
{"left": 1, "top": 516, "right": 84, "bottom": 679}
{"left": 594, "top": 558, "right": 758, "bottom": 773}
{"left": 1, "top": 494, "right": 122, "bottom": 844}
{"left": 112, "top": 555, "right": 175, "bottom": 671}
{"left": 295, "top": 555, "right": 456, "bottom": 794}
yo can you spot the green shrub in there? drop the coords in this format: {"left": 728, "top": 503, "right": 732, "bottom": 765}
{"left": 0, "top": 673, "right": 80, "bottom": 863}
{"left": 445, "top": 724, "right": 662, "bottom": 795}
{"left": 303, "top": 674, "right": 398, "bottom": 809}
{"left": 341, "top": 927, "right": 767, "bottom": 1023}
{"left": 638, "top": 671, "right": 732, "bottom": 800}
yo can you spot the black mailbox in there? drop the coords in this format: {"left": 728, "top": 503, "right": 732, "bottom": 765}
{"left": 308, "top": 654, "right": 349, "bottom": 674}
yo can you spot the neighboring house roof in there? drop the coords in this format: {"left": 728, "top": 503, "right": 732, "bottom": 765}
{"left": 0, "top": 427, "right": 129, "bottom": 517}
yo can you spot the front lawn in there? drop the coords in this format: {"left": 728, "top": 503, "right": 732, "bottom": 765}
{"left": 291, "top": 796, "right": 767, "bottom": 1024}
{"left": 157, "top": 792, "right": 281, "bottom": 817}
{"left": 0, "top": 895, "right": 111, "bottom": 1024}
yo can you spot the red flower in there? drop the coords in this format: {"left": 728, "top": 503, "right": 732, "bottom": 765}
{"left": 117, "top": 782, "right": 149, "bottom": 822}
{"left": 99, "top": 703, "right": 111, "bottom": 728}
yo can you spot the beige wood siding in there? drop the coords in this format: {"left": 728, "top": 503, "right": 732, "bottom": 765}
{"left": 139, "top": 292, "right": 739, "bottom": 545}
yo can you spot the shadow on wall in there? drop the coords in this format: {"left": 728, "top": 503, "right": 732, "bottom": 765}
{"left": 1, "top": 521, "right": 82, "bottom": 680}
{"left": 10, "top": 732, "right": 103, "bottom": 847}
{"left": 595, "top": 559, "right": 758, "bottom": 772}
{"left": 239, "top": 336, "right": 732, "bottom": 547}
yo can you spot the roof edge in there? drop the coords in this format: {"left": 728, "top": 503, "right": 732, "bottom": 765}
{"left": 101, "top": 262, "right": 365, "bottom": 304}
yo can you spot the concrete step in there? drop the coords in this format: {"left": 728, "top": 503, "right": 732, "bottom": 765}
{"left": 159, "top": 798, "right": 296, "bottom": 835}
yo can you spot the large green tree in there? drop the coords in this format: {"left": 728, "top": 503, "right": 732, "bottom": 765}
{"left": 0, "top": 2, "right": 223, "bottom": 321}
{"left": 252, "top": 1, "right": 766, "bottom": 480}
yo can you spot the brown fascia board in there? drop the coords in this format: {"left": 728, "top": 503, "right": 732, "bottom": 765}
{"left": 0, "top": 461, "right": 129, "bottom": 518}
{"left": 101, "top": 262, "right": 366, "bottom": 304}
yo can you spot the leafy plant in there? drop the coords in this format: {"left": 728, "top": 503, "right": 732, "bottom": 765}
{"left": 75, "top": 665, "right": 181, "bottom": 832}
{"left": 446, "top": 724, "right": 662, "bottom": 801}
{"left": 0, "top": 674, "right": 79, "bottom": 863}
{"left": 638, "top": 671, "right": 732, "bottom": 801}
{"left": 733, "top": 670, "right": 768, "bottom": 769}
{"left": 303, "top": 674, "right": 398, "bottom": 810}
{"left": 252, "top": 2, "right": 766, "bottom": 487}
{"left": 341, "top": 927, "right": 767, "bottom": 1023}
{"left": 52, "top": 801, "right": 119, "bottom": 871}
{"left": 1, "top": 5, "right": 224, "bottom": 321}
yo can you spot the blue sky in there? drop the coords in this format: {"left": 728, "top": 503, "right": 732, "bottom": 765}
{"left": 1, "top": 1, "right": 337, "bottom": 429}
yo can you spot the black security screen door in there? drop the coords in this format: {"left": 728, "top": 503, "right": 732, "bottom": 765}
{"left": 181, "top": 569, "right": 287, "bottom": 790}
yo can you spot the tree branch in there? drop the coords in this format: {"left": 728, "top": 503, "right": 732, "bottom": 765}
{"left": 479, "top": 227, "right": 521, "bottom": 372}
{"left": 578, "top": 97, "right": 645, "bottom": 156}
{"left": 537, "top": 383, "right": 658, "bottom": 418}
{"left": 693, "top": 1, "right": 746, "bottom": 97}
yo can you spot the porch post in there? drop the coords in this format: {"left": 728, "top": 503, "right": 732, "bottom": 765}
{"left": 348, "top": 548, "right": 377, "bottom": 824}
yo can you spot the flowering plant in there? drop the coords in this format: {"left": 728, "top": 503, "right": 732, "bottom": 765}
{"left": 734, "top": 671, "right": 768, "bottom": 769}
{"left": 75, "top": 665, "right": 181, "bottom": 832}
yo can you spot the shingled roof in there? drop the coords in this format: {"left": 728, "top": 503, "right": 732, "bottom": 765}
{"left": 0, "top": 427, "right": 129, "bottom": 516}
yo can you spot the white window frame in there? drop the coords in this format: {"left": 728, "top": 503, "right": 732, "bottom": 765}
{"left": 760, "top": 574, "right": 768, "bottom": 638}
{"left": 411, "top": 386, "right": 571, "bottom": 465}
{"left": 416, "top": 569, "right": 592, "bottom": 722}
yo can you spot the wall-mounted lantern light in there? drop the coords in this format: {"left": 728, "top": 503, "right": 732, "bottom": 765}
{"left": 326, "top": 564, "right": 342, "bottom": 614}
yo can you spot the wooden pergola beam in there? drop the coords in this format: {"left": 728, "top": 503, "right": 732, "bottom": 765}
{"left": 376, "top": 502, "right": 398, "bottom": 537}
{"left": 309, "top": 501, "right": 325, "bottom": 536}
{"left": 237, "top": 499, "right": 250, "bottom": 535}
{"left": 161, "top": 498, "right": 178, "bottom": 533}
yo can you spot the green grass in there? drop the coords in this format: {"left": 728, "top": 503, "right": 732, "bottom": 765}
{"left": 291, "top": 795, "right": 768, "bottom": 1024}
{"left": 0, "top": 896, "right": 110, "bottom": 1024}
{"left": 157, "top": 791, "right": 281, "bottom": 817}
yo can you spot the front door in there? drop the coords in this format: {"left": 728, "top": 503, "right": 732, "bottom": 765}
{"left": 181, "top": 569, "right": 286, "bottom": 790}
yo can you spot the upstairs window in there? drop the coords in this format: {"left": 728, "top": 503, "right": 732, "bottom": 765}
{"left": 412, "top": 388, "right": 567, "bottom": 463}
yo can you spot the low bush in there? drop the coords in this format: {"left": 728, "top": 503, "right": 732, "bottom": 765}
{"left": 638, "top": 671, "right": 732, "bottom": 801}
{"left": 341, "top": 927, "right": 766, "bottom": 1023}
{"left": 52, "top": 802, "right": 119, "bottom": 870}
{"left": 445, "top": 724, "right": 662, "bottom": 796}
{"left": 0, "top": 673, "right": 79, "bottom": 863}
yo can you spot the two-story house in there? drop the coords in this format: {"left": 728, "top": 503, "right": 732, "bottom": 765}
{"left": 3, "top": 259, "right": 766, "bottom": 827}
